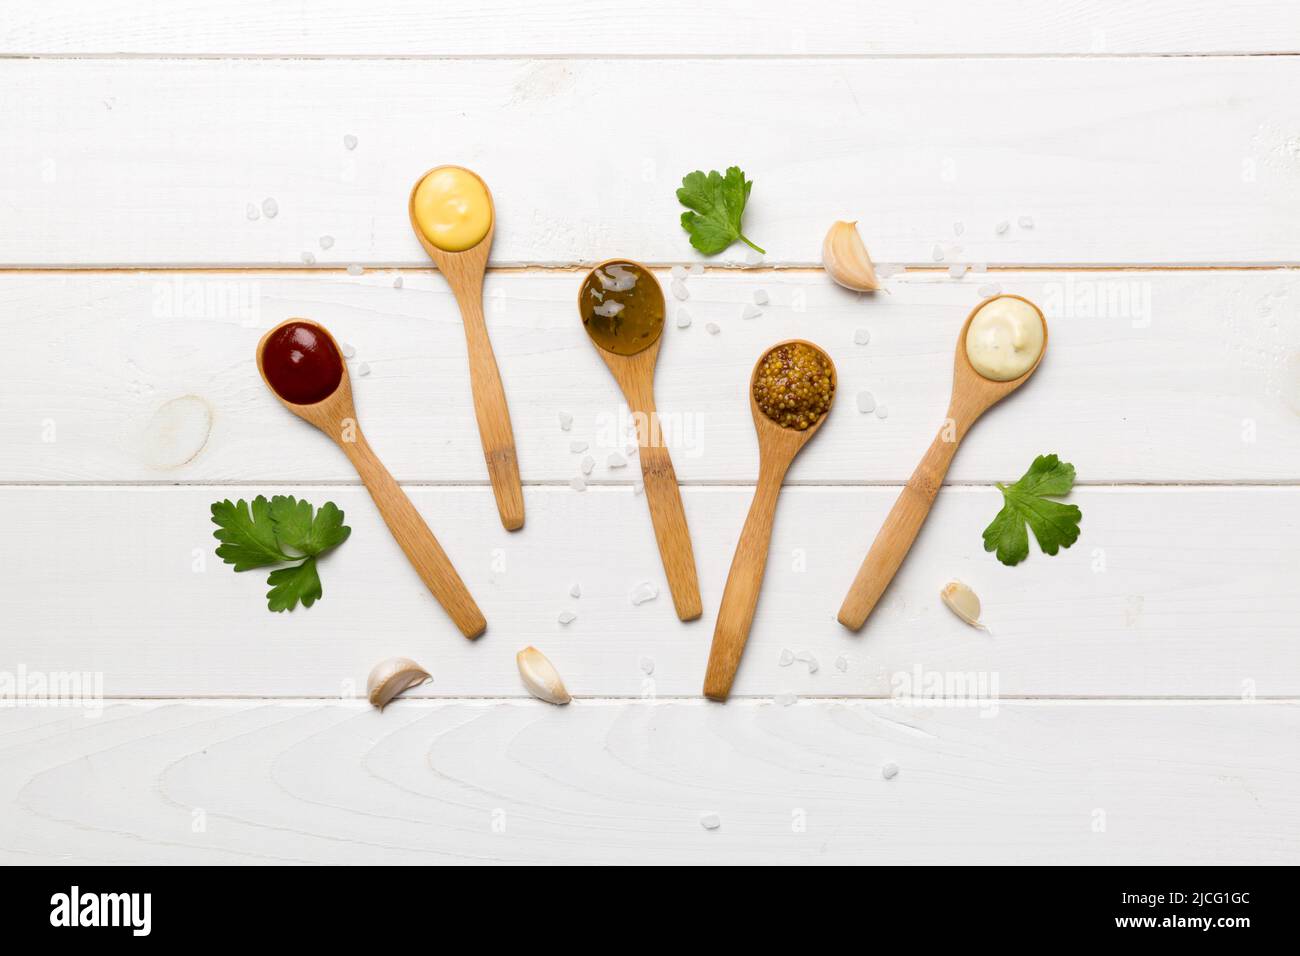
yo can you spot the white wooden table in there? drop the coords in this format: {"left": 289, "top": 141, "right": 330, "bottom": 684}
{"left": 1, "top": 1, "right": 1297, "bottom": 865}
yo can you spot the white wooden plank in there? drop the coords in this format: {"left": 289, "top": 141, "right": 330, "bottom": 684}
{"left": 2, "top": 57, "right": 1298, "bottom": 267}
{"left": 0, "top": 699, "right": 1294, "bottom": 864}
{"left": 1, "top": 484, "right": 1295, "bottom": 697}
{"left": 3, "top": 270, "right": 1296, "bottom": 484}
{"left": 4, "top": 1, "right": 1298, "bottom": 56}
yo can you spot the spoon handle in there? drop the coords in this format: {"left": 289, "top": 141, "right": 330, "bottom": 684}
{"left": 637, "top": 437, "right": 702, "bottom": 622}
{"left": 704, "top": 458, "right": 788, "bottom": 701}
{"left": 451, "top": 283, "right": 525, "bottom": 531}
{"left": 838, "top": 424, "right": 962, "bottom": 631}
{"left": 342, "top": 432, "right": 487, "bottom": 638}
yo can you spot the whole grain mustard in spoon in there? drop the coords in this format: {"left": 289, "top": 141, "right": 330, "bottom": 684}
{"left": 409, "top": 165, "right": 525, "bottom": 531}
{"left": 578, "top": 259, "right": 702, "bottom": 622}
{"left": 837, "top": 294, "right": 1047, "bottom": 632}
{"left": 257, "top": 319, "right": 486, "bottom": 638}
{"left": 704, "top": 340, "right": 837, "bottom": 701}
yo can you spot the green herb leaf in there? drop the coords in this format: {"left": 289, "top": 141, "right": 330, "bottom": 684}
{"left": 211, "top": 496, "right": 291, "bottom": 571}
{"left": 269, "top": 495, "right": 351, "bottom": 557}
{"left": 982, "top": 454, "right": 1082, "bottom": 566}
{"left": 676, "top": 166, "right": 765, "bottom": 256}
{"left": 266, "top": 557, "right": 323, "bottom": 612}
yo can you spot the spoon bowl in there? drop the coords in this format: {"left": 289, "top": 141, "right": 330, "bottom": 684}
{"left": 257, "top": 318, "right": 486, "bottom": 638}
{"left": 578, "top": 259, "right": 701, "bottom": 621}
{"left": 409, "top": 165, "right": 524, "bottom": 531}
{"left": 837, "top": 294, "right": 1047, "bottom": 631}
{"left": 703, "top": 340, "right": 836, "bottom": 701}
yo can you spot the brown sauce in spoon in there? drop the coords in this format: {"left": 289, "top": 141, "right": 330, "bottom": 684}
{"left": 578, "top": 261, "right": 664, "bottom": 356}
{"left": 261, "top": 321, "right": 344, "bottom": 405}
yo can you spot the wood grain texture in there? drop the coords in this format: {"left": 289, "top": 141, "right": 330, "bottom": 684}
{"left": 0, "top": 699, "right": 1295, "bottom": 864}
{"left": 256, "top": 320, "right": 486, "bottom": 637}
{"left": 409, "top": 170, "right": 524, "bottom": 530}
{"left": 4, "top": 1, "right": 1298, "bottom": 56}
{"left": 1, "top": 484, "right": 1296, "bottom": 698}
{"left": 3, "top": 57, "right": 1300, "bottom": 266}
{"left": 2, "top": 270, "right": 1296, "bottom": 484}
{"left": 589, "top": 315, "right": 701, "bottom": 622}
{"left": 839, "top": 296, "right": 1047, "bottom": 629}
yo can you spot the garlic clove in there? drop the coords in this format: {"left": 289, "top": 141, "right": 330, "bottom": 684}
{"left": 366, "top": 656, "right": 431, "bottom": 709}
{"left": 516, "top": 646, "right": 572, "bottom": 705}
{"left": 822, "top": 221, "right": 881, "bottom": 292}
{"left": 940, "top": 580, "right": 985, "bottom": 629}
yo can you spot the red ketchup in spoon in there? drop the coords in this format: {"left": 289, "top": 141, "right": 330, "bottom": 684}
{"left": 261, "top": 321, "right": 344, "bottom": 405}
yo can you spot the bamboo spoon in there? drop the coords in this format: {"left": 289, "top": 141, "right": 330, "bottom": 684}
{"left": 578, "top": 259, "right": 702, "bottom": 622}
{"left": 409, "top": 165, "right": 524, "bottom": 531}
{"left": 703, "top": 340, "right": 837, "bottom": 701}
{"left": 837, "top": 294, "right": 1048, "bottom": 631}
{"left": 256, "top": 318, "right": 486, "bottom": 639}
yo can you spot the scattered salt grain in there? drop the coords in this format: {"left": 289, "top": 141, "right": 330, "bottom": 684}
{"left": 874, "top": 404, "right": 888, "bottom": 419}
{"left": 392, "top": 276, "right": 403, "bottom": 289}
{"left": 778, "top": 648, "right": 795, "bottom": 667}
{"left": 948, "top": 264, "right": 967, "bottom": 278}
{"left": 971, "top": 262, "right": 988, "bottom": 273}
{"left": 245, "top": 203, "right": 260, "bottom": 221}
{"left": 881, "top": 761, "right": 899, "bottom": 780}
{"left": 671, "top": 278, "right": 689, "bottom": 301}
{"left": 639, "top": 656, "right": 655, "bottom": 675}
{"left": 688, "top": 263, "right": 704, "bottom": 276}
{"left": 1018, "top": 215, "right": 1035, "bottom": 229}
{"left": 356, "top": 362, "right": 371, "bottom": 377}
{"left": 753, "top": 289, "right": 769, "bottom": 306}
{"left": 559, "top": 412, "right": 573, "bottom": 431}
{"left": 931, "top": 244, "right": 944, "bottom": 262}
{"left": 343, "top": 134, "right": 358, "bottom": 151}
{"left": 705, "top": 322, "right": 720, "bottom": 335}
{"left": 347, "top": 263, "right": 364, "bottom": 276}
{"left": 580, "top": 455, "right": 595, "bottom": 476}
{"left": 854, "top": 328, "right": 871, "bottom": 346}
{"left": 632, "top": 480, "right": 644, "bottom": 495}
{"left": 570, "top": 583, "right": 581, "bottom": 599}
{"left": 876, "top": 263, "right": 904, "bottom": 279}
{"left": 834, "top": 655, "right": 849, "bottom": 673}
{"left": 607, "top": 452, "right": 627, "bottom": 469}
{"left": 261, "top": 198, "right": 278, "bottom": 219}
{"left": 856, "top": 391, "right": 876, "bottom": 414}
{"left": 319, "top": 235, "right": 335, "bottom": 250}
{"left": 995, "top": 220, "right": 1010, "bottom": 235}
{"left": 700, "top": 812, "right": 721, "bottom": 831}
{"left": 953, "top": 221, "right": 965, "bottom": 236}
{"left": 775, "top": 691, "right": 798, "bottom": 707}
{"left": 794, "top": 651, "right": 819, "bottom": 674}
{"left": 741, "top": 304, "right": 762, "bottom": 320}
{"left": 593, "top": 299, "right": 624, "bottom": 318}
{"left": 676, "top": 308, "right": 692, "bottom": 329}
{"left": 629, "top": 581, "right": 659, "bottom": 606}
{"left": 569, "top": 441, "right": 588, "bottom": 453}
{"left": 301, "top": 251, "right": 316, "bottom": 264}
{"left": 569, "top": 475, "right": 587, "bottom": 492}
{"left": 557, "top": 610, "right": 576, "bottom": 626}
{"left": 978, "top": 283, "right": 1002, "bottom": 298}
{"left": 671, "top": 265, "right": 687, "bottom": 280}
{"left": 341, "top": 342, "right": 357, "bottom": 359}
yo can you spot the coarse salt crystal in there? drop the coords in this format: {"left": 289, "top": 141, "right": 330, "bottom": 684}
{"left": 569, "top": 475, "right": 586, "bottom": 492}
{"left": 931, "top": 244, "right": 944, "bottom": 262}
{"left": 834, "top": 655, "right": 848, "bottom": 673}
{"left": 301, "top": 251, "right": 316, "bottom": 264}
{"left": 557, "top": 610, "right": 576, "bottom": 626}
{"left": 639, "top": 655, "right": 655, "bottom": 675}
{"left": 688, "top": 263, "right": 704, "bottom": 276}
{"left": 700, "top": 812, "right": 721, "bottom": 830}
{"left": 580, "top": 455, "right": 595, "bottom": 475}
{"left": 1018, "top": 215, "right": 1035, "bottom": 229}
{"left": 856, "top": 391, "right": 876, "bottom": 414}
{"left": 874, "top": 404, "right": 889, "bottom": 419}
{"left": 343, "top": 134, "right": 358, "bottom": 150}
{"left": 671, "top": 265, "right": 687, "bottom": 280}
{"left": 705, "top": 322, "right": 720, "bottom": 335}
{"left": 347, "top": 263, "right": 364, "bottom": 276}
{"left": 261, "top": 198, "right": 278, "bottom": 219}
{"left": 246, "top": 203, "right": 260, "bottom": 221}
{"left": 632, "top": 480, "right": 644, "bottom": 495}
{"left": 607, "top": 452, "right": 627, "bottom": 469}
{"left": 671, "top": 277, "right": 689, "bottom": 301}
{"left": 569, "top": 583, "right": 581, "bottom": 598}
{"left": 995, "top": 220, "right": 1010, "bottom": 235}
{"left": 953, "top": 221, "right": 965, "bottom": 236}
{"left": 794, "top": 651, "right": 819, "bottom": 674}
{"left": 971, "top": 262, "right": 988, "bottom": 273}
{"left": 854, "top": 328, "right": 870, "bottom": 346}
{"left": 392, "top": 276, "right": 403, "bottom": 289}
{"left": 319, "top": 235, "right": 334, "bottom": 250}
{"left": 341, "top": 342, "right": 357, "bottom": 359}
{"left": 558, "top": 412, "right": 573, "bottom": 431}
{"left": 778, "top": 648, "right": 795, "bottom": 667}
{"left": 569, "top": 441, "right": 588, "bottom": 453}
{"left": 741, "top": 304, "right": 761, "bottom": 320}
{"left": 948, "top": 264, "right": 967, "bottom": 278}
{"left": 753, "top": 289, "right": 770, "bottom": 305}
{"left": 356, "top": 362, "right": 371, "bottom": 377}
{"left": 775, "top": 692, "right": 798, "bottom": 707}
{"left": 629, "top": 581, "right": 659, "bottom": 605}
{"left": 881, "top": 762, "right": 900, "bottom": 780}
{"left": 676, "top": 308, "right": 692, "bottom": 329}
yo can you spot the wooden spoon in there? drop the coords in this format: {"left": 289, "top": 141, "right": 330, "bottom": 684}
{"left": 256, "top": 318, "right": 487, "bottom": 639}
{"left": 409, "top": 165, "right": 524, "bottom": 531}
{"left": 703, "top": 340, "right": 837, "bottom": 701}
{"left": 837, "top": 294, "right": 1048, "bottom": 631}
{"left": 578, "top": 259, "right": 702, "bottom": 622}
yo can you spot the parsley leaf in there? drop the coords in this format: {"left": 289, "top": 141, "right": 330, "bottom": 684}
{"left": 267, "top": 557, "right": 323, "bottom": 612}
{"left": 676, "top": 166, "right": 765, "bottom": 256}
{"left": 982, "top": 454, "right": 1082, "bottom": 566}
{"left": 211, "top": 495, "right": 350, "bottom": 611}
{"left": 211, "top": 496, "right": 290, "bottom": 571}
